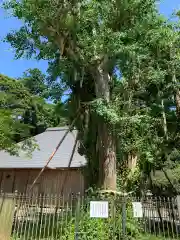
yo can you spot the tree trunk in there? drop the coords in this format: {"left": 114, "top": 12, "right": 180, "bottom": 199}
{"left": 98, "top": 122, "right": 116, "bottom": 190}
{"left": 123, "top": 153, "right": 138, "bottom": 189}
{"left": 161, "top": 99, "right": 168, "bottom": 140}
{"left": 170, "top": 53, "right": 180, "bottom": 120}
{"left": 127, "top": 153, "right": 137, "bottom": 172}
{"left": 175, "top": 90, "right": 180, "bottom": 120}
{"left": 95, "top": 64, "right": 117, "bottom": 190}
{"left": 95, "top": 64, "right": 110, "bottom": 102}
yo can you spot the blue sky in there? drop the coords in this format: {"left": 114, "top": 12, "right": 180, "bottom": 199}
{"left": 0, "top": 0, "right": 180, "bottom": 78}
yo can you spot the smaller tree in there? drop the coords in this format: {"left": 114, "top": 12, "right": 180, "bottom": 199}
{"left": 20, "top": 68, "right": 47, "bottom": 97}
{"left": 0, "top": 72, "right": 67, "bottom": 153}
{"left": 0, "top": 74, "right": 32, "bottom": 151}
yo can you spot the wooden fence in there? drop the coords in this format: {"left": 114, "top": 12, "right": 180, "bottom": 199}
{"left": 0, "top": 192, "right": 180, "bottom": 239}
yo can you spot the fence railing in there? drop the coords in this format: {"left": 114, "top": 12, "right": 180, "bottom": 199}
{"left": 0, "top": 192, "right": 180, "bottom": 239}
{"left": 133, "top": 196, "right": 180, "bottom": 239}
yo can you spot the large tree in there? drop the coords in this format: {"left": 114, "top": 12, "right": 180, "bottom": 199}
{"left": 4, "top": 0, "right": 162, "bottom": 190}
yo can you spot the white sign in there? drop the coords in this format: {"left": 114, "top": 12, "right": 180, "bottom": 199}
{"left": 132, "top": 202, "right": 143, "bottom": 218}
{"left": 90, "top": 201, "right": 109, "bottom": 218}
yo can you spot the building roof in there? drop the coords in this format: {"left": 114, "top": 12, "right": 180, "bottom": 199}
{"left": 0, "top": 127, "right": 87, "bottom": 169}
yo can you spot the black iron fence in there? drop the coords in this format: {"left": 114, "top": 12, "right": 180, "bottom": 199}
{"left": 0, "top": 192, "right": 179, "bottom": 239}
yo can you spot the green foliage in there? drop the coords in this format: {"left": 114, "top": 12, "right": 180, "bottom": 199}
{"left": 20, "top": 68, "right": 48, "bottom": 97}
{"left": 92, "top": 99, "right": 119, "bottom": 124}
{"left": 0, "top": 72, "right": 66, "bottom": 153}
{"left": 59, "top": 197, "right": 141, "bottom": 240}
{"left": 20, "top": 68, "right": 65, "bottom": 102}
{"left": 0, "top": 74, "right": 32, "bottom": 151}
{"left": 19, "top": 68, "right": 67, "bottom": 133}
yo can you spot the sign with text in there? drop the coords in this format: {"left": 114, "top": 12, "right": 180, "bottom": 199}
{"left": 132, "top": 202, "right": 143, "bottom": 218}
{"left": 90, "top": 201, "right": 109, "bottom": 218}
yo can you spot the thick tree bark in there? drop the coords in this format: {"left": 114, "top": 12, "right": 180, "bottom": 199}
{"left": 98, "top": 122, "right": 116, "bottom": 190}
{"left": 95, "top": 65, "right": 117, "bottom": 190}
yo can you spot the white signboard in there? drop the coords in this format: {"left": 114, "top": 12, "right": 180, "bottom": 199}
{"left": 90, "top": 201, "right": 109, "bottom": 218}
{"left": 132, "top": 202, "right": 143, "bottom": 218}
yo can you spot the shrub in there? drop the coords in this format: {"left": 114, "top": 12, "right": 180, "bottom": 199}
{"left": 59, "top": 194, "right": 142, "bottom": 240}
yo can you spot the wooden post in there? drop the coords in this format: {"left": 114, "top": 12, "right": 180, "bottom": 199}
{"left": 0, "top": 193, "right": 15, "bottom": 240}
{"left": 75, "top": 193, "right": 81, "bottom": 240}
{"left": 176, "top": 195, "right": 180, "bottom": 220}
{"left": 122, "top": 197, "right": 126, "bottom": 238}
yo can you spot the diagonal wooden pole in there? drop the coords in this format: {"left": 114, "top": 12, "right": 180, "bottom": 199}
{"left": 29, "top": 108, "right": 81, "bottom": 191}
{"left": 60, "top": 134, "right": 78, "bottom": 195}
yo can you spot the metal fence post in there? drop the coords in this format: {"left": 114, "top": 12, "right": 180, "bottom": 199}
{"left": 122, "top": 196, "right": 126, "bottom": 239}
{"left": 75, "top": 193, "right": 81, "bottom": 240}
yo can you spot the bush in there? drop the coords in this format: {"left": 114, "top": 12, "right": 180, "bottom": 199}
{"left": 59, "top": 194, "right": 142, "bottom": 240}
